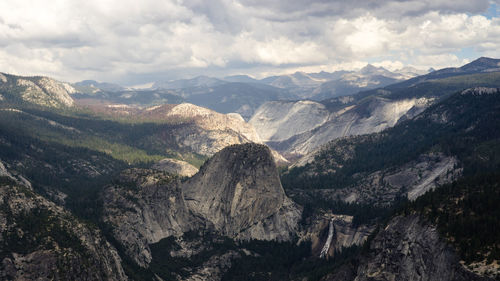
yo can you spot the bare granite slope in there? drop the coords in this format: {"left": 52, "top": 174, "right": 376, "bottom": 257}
{"left": 102, "top": 143, "right": 301, "bottom": 267}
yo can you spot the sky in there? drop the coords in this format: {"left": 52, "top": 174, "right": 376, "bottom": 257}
{"left": 0, "top": 0, "right": 499, "bottom": 86}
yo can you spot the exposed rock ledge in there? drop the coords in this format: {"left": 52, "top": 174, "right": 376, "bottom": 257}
{"left": 102, "top": 143, "right": 301, "bottom": 267}
{"left": 0, "top": 161, "right": 127, "bottom": 280}
{"left": 152, "top": 158, "right": 199, "bottom": 177}
{"left": 322, "top": 215, "right": 492, "bottom": 281}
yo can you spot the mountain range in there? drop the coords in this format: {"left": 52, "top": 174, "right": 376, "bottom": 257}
{"left": 251, "top": 57, "right": 500, "bottom": 160}
{"left": 71, "top": 64, "right": 427, "bottom": 119}
{"left": 0, "top": 57, "right": 499, "bottom": 280}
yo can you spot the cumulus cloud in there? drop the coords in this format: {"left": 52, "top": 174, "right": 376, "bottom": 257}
{"left": 0, "top": 0, "right": 498, "bottom": 84}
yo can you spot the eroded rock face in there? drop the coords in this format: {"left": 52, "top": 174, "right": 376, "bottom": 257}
{"left": 2, "top": 74, "right": 75, "bottom": 108}
{"left": 184, "top": 251, "right": 241, "bottom": 281}
{"left": 101, "top": 169, "right": 200, "bottom": 267}
{"left": 289, "top": 152, "right": 461, "bottom": 207}
{"left": 323, "top": 215, "right": 491, "bottom": 281}
{"left": 152, "top": 158, "right": 199, "bottom": 177}
{"left": 164, "top": 103, "right": 262, "bottom": 156}
{"left": 183, "top": 143, "right": 301, "bottom": 241}
{"left": 120, "top": 103, "right": 288, "bottom": 163}
{"left": 102, "top": 143, "right": 301, "bottom": 267}
{"left": 0, "top": 170, "right": 126, "bottom": 280}
{"left": 249, "top": 100, "right": 330, "bottom": 142}
{"left": 253, "top": 97, "right": 432, "bottom": 158}
{"left": 302, "top": 214, "right": 375, "bottom": 259}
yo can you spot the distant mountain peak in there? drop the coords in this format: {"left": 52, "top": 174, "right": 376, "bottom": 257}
{"left": 293, "top": 71, "right": 308, "bottom": 76}
{"left": 460, "top": 57, "right": 500, "bottom": 72}
{"left": 223, "top": 74, "right": 259, "bottom": 83}
{"left": 153, "top": 75, "right": 224, "bottom": 89}
{"left": 73, "top": 80, "right": 124, "bottom": 92}
{"left": 0, "top": 73, "right": 75, "bottom": 107}
{"left": 192, "top": 75, "right": 214, "bottom": 80}
{"left": 362, "top": 63, "right": 377, "bottom": 69}
{"left": 359, "top": 64, "right": 391, "bottom": 75}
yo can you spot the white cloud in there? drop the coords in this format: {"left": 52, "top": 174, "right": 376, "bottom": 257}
{"left": 372, "top": 60, "right": 405, "bottom": 71}
{"left": 0, "top": 0, "right": 498, "bottom": 84}
{"left": 414, "top": 54, "right": 470, "bottom": 69}
{"left": 343, "top": 16, "right": 393, "bottom": 57}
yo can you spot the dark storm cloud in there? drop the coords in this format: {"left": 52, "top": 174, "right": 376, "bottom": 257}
{"left": 237, "top": 0, "right": 491, "bottom": 19}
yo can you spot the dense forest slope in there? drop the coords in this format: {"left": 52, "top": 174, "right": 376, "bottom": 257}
{"left": 0, "top": 63, "right": 499, "bottom": 280}
{"left": 0, "top": 162, "right": 127, "bottom": 280}
{"left": 283, "top": 87, "right": 500, "bottom": 204}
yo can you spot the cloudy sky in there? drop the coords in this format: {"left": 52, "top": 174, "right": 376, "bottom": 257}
{"left": 0, "top": 0, "right": 499, "bottom": 85}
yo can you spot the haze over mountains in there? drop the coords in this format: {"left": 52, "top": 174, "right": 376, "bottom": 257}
{"left": 2, "top": 0, "right": 500, "bottom": 279}
{"left": 1, "top": 57, "right": 500, "bottom": 280}
{"left": 71, "top": 63, "right": 428, "bottom": 119}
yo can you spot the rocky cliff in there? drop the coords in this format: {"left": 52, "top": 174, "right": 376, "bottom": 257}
{"left": 300, "top": 213, "right": 375, "bottom": 259}
{"left": 249, "top": 100, "right": 330, "bottom": 142}
{"left": 290, "top": 151, "right": 461, "bottom": 207}
{"left": 183, "top": 143, "right": 301, "bottom": 241}
{"left": 253, "top": 97, "right": 431, "bottom": 158}
{"left": 101, "top": 169, "right": 200, "bottom": 267}
{"left": 75, "top": 102, "right": 289, "bottom": 163}
{"left": 253, "top": 67, "right": 500, "bottom": 160}
{"left": 0, "top": 73, "right": 75, "bottom": 107}
{"left": 152, "top": 158, "right": 199, "bottom": 177}
{"left": 0, "top": 161, "right": 126, "bottom": 280}
{"left": 322, "top": 215, "right": 492, "bottom": 281}
{"left": 102, "top": 143, "right": 301, "bottom": 267}
{"left": 162, "top": 103, "right": 263, "bottom": 156}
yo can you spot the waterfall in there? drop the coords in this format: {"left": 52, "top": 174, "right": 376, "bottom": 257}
{"left": 319, "top": 218, "right": 334, "bottom": 258}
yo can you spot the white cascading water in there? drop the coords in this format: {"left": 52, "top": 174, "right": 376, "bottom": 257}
{"left": 319, "top": 218, "right": 334, "bottom": 258}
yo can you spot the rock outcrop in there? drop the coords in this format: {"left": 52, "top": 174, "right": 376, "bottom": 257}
{"left": 101, "top": 169, "right": 200, "bottom": 267}
{"left": 0, "top": 73, "right": 75, "bottom": 107}
{"left": 322, "top": 215, "right": 492, "bottom": 281}
{"left": 0, "top": 163, "right": 126, "bottom": 280}
{"left": 183, "top": 143, "right": 301, "bottom": 241}
{"left": 76, "top": 102, "right": 289, "bottom": 163}
{"left": 290, "top": 144, "right": 461, "bottom": 206}
{"left": 253, "top": 97, "right": 432, "bottom": 158}
{"left": 102, "top": 143, "right": 301, "bottom": 267}
{"left": 249, "top": 100, "right": 330, "bottom": 142}
{"left": 300, "top": 213, "right": 375, "bottom": 259}
{"left": 152, "top": 158, "right": 199, "bottom": 177}
{"left": 161, "top": 103, "right": 264, "bottom": 156}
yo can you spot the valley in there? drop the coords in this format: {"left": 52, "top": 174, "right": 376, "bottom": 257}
{"left": 0, "top": 58, "right": 499, "bottom": 281}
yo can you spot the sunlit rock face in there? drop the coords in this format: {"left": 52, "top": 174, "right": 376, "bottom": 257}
{"left": 0, "top": 73, "right": 75, "bottom": 108}
{"left": 252, "top": 97, "right": 432, "bottom": 158}
{"left": 183, "top": 143, "right": 301, "bottom": 241}
{"left": 102, "top": 143, "right": 301, "bottom": 267}
{"left": 152, "top": 158, "right": 199, "bottom": 177}
{"left": 249, "top": 100, "right": 330, "bottom": 142}
{"left": 322, "top": 215, "right": 489, "bottom": 281}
